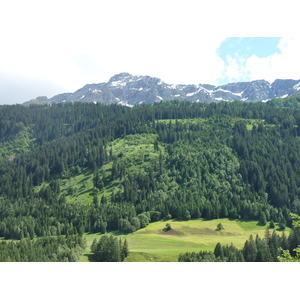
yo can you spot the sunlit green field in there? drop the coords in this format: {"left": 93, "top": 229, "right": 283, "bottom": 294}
{"left": 58, "top": 133, "right": 163, "bottom": 205}
{"left": 79, "top": 218, "right": 289, "bottom": 262}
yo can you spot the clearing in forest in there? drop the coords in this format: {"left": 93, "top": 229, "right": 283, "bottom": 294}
{"left": 80, "top": 218, "right": 289, "bottom": 262}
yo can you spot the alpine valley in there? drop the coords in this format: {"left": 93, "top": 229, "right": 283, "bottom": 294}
{"left": 1, "top": 76, "right": 300, "bottom": 262}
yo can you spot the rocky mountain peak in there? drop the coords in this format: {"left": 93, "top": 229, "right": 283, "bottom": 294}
{"left": 23, "top": 73, "right": 300, "bottom": 107}
{"left": 108, "top": 72, "right": 133, "bottom": 83}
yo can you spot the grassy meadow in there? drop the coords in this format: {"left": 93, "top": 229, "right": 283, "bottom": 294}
{"left": 79, "top": 218, "right": 290, "bottom": 262}
{"left": 58, "top": 133, "right": 163, "bottom": 205}
{"left": 0, "top": 126, "right": 35, "bottom": 161}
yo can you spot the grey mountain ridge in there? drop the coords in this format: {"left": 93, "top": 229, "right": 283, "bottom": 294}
{"left": 23, "top": 73, "right": 300, "bottom": 106}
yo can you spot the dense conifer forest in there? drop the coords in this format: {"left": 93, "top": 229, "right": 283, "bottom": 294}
{"left": 1, "top": 96, "right": 300, "bottom": 261}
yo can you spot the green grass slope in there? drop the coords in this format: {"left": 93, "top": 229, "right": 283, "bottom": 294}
{"left": 0, "top": 126, "right": 35, "bottom": 161}
{"left": 80, "top": 218, "right": 290, "bottom": 262}
{"left": 58, "top": 133, "right": 163, "bottom": 204}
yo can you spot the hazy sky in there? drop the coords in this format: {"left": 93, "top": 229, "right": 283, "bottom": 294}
{"left": 0, "top": 0, "right": 299, "bottom": 104}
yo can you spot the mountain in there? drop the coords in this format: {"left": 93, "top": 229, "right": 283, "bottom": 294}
{"left": 23, "top": 73, "right": 300, "bottom": 106}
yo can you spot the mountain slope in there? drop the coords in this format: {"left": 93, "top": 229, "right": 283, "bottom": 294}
{"left": 2, "top": 100, "right": 300, "bottom": 255}
{"left": 23, "top": 73, "right": 300, "bottom": 106}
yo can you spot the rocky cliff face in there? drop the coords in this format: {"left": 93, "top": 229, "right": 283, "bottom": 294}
{"left": 24, "top": 73, "right": 300, "bottom": 106}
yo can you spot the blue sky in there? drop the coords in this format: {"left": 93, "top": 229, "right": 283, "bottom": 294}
{"left": 216, "top": 37, "right": 282, "bottom": 84}
{"left": 218, "top": 37, "right": 282, "bottom": 60}
{"left": 0, "top": 1, "right": 299, "bottom": 104}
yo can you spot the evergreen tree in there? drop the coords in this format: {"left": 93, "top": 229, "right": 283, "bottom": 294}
{"left": 259, "top": 211, "right": 267, "bottom": 226}
{"left": 243, "top": 235, "right": 257, "bottom": 262}
{"left": 91, "top": 238, "right": 98, "bottom": 253}
{"left": 214, "top": 242, "right": 224, "bottom": 259}
{"left": 269, "top": 220, "right": 275, "bottom": 229}
{"left": 122, "top": 239, "right": 129, "bottom": 260}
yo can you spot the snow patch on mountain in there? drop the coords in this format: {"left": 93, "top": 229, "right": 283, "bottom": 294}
{"left": 187, "top": 92, "right": 196, "bottom": 97}
{"left": 25, "top": 73, "right": 300, "bottom": 107}
{"left": 281, "top": 94, "right": 289, "bottom": 98}
{"left": 110, "top": 80, "right": 127, "bottom": 87}
{"left": 294, "top": 82, "right": 300, "bottom": 90}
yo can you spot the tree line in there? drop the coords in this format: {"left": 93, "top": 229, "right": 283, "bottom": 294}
{"left": 0, "top": 235, "right": 86, "bottom": 262}
{"left": 91, "top": 235, "right": 129, "bottom": 262}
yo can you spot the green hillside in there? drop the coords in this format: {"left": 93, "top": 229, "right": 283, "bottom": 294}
{"left": 58, "top": 133, "right": 164, "bottom": 205}
{"left": 1, "top": 99, "right": 300, "bottom": 261}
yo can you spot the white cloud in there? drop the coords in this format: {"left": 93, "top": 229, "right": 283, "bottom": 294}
{"left": 216, "top": 37, "right": 300, "bottom": 85}
{"left": 219, "top": 55, "right": 250, "bottom": 84}
{"left": 0, "top": 1, "right": 229, "bottom": 103}
{"left": 0, "top": 1, "right": 298, "bottom": 104}
{"left": 246, "top": 37, "right": 300, "bottom": 83}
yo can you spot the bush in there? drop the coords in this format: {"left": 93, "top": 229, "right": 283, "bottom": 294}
{"left": 163, "top": 223, "right": 172, "bottom": 232}
{"left": 138, "top": 213, "right": 150, "bottom": 228}
{"left": 216, "top": 223, "right": 224, "bottom": 231}
{"left": 150, "top": 211, "right": 161, "bottom": 222}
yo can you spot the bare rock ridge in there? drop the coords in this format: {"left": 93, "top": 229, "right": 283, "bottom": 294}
{"left": 23, "top": 73, "right": 300, "bottom": 106}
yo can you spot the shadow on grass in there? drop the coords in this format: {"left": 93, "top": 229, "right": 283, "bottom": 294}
{"left": 82, "top": 168, "right": 93, "bottom": 176}
{"left": 105, "top": 181, "right": 122, "bottom": 190}
{"left": 229, "top": 218, "right": 258, "bottom": 223}
{"left": 77, "top": 188, "right": 94, "bottom": 196}
{"left": 109, "top": 230, "right": 131, "bottom": 237}
{"left": 78, "top": 177, "right": 90, "bottom": 184}
{"left": 85, "top": 230, "right": 130, "bottom": 237}
{"left": 81, "top": 253, "right": 96, "bottom": 262}
{"left": 255, "top": 222, "right": 266, "bottom": 227}
{"left": 171, "top": 218, "right": 202, "bottom": 222}
{"left": 85, "top": 232, "right": 102, "bottom": 237}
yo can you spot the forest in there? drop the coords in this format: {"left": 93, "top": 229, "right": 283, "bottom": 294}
{"left": 1, "top": 95, "right": 300, "bottom": 261}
